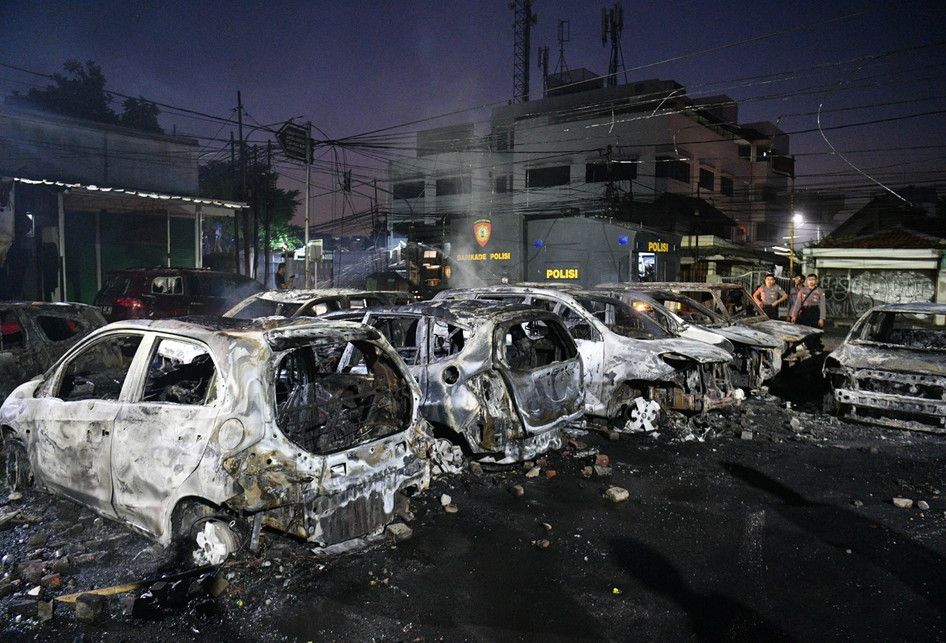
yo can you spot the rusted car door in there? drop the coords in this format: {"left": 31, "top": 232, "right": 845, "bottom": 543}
{"left": 111, "top": 335, "right": 220, "bottom": 536}
{"left": 494, "top": 316, "right": 583, "bottom": 429}
{"left": 31, "top": 332, "right": 145, "bottom": 514}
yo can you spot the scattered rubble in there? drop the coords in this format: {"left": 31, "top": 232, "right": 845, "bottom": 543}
{"left": 893, "top": 497, "right": 914, "bottom": 509}
{"left": 917, "top": 500, "right": 930, "bottom": 511}
{"left": 509, "top": 485, "right": 525, "bottom": 497}
{"left": 604, "top": 487, "right": 630, "bottom": 503}
{"left": 385, "top": 523, "right": 413, "bottom": 543}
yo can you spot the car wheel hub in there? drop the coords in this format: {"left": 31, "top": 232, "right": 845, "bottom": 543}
{"left": 622, "top": 398, "right": 661, "bottom": 433}
{"left": 193, "top": 520, "right": 238, "bottom": 566}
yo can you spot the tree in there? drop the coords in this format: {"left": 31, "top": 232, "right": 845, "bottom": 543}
{"left": 8, "top": 60, "right": 163, "bottom": 133}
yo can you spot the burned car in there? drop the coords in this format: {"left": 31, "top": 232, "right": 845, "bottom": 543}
{"left": 824, "top": 303, "right": 946, "bottom": 433}
{"left": 1, "top": 301, "right": 106, "bottom": 400}
{"left": 0, "top": 317, "right": 430, "bottom": 563}
{"left": 598, "top": 286, "right": 783, "bottom": 389}
{"left": 612, "top": 282, "right": 822, "bottom": 366}
{"left": 323, "top": 299, "right": 584, "bottom": 463}
{"left": 224, "top": 288, "right": 413, "bottom": 320}
{"left": 434, "top": 286, "right": 735, "bottom": 431}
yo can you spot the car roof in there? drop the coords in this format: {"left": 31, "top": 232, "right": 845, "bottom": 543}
{"left": 376, "top": 299, "right": 554, "bottom": 327}
{"left": 0, "top": 301, "right": 101, "bottom": 314}
{"left": 98, "top": 316, "right": 376, "bottom": 346}
{"left": 870, "top": 302, "right": 946, "bottom": 314}
{"left": 249, "top": 288, "right": 382, "bottom": 304}
{"left": 599, "top": 282, "right": 741, "bottom": 291}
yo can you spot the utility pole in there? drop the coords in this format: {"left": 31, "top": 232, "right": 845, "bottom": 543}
{"left": 304, "top": 121, "right": 312, "bottom": 288}
{"left": 264, "top": 140, "right": 273, "bottom": 288}
{"left": 230, "top": 131, "right": 239, "bottom": 273}
{"left": 237, "top": 91, "right": 249, "bottom": 276}
{"left": 789, "top": 173, "right": 796, "bottom": 276}
{"left": 251, "top": 145, "right": 260, "bottom": 279}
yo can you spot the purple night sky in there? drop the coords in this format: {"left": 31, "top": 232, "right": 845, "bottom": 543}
{"left": 2, "top": 0, "right": 945, "bottom": 230}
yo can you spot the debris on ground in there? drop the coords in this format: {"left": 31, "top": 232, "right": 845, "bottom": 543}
{"left": 385, "top": 523, "right": 413, "bottom": 543}
{"left": 509, "top": 485, "right": 525, "bottom": 497}
{"left": 603, "top": 487, "right": 630, "bottom": 503}
{"left": 917, "top": 500, "right": 930, "bottom": 511}
{"left": 892, "top": 497, "right": 914, "bottom": 509}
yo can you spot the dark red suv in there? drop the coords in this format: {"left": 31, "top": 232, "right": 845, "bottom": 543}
{"left": 93, "top": 268, "right": 263, "bottom": 322}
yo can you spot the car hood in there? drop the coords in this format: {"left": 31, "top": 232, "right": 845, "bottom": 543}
{"left": 831, "top": 342, "right": 946, "bottom": 377}
{"left": 750, "top": 319, "right": 822, "bottom": 345}
{"left": 701, "top": 324, "right": 783, "bottom": 349}
{"left": 644, "top": 337, "right": 734, "bottom": 364}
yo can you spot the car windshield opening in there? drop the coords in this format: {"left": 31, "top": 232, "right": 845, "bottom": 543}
{"left": 858, "top": 311, "right": 946, "bottom": 350}
{"left": 577, "top": 297, "right": 671, "bottom": 339}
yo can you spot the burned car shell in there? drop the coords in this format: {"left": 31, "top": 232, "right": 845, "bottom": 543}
{"left": 322, "top": 299, "right": 584, "bottom": 463}
{"left": 824, "top": 303, "right": 946, "bottom": 433}
{"left": 223, "top": 288, "right": 413, "bottom": 320}
{"left": 597, "top": 286, "right": 783, "bottom": 388}
{"left": 434, "top": 286, "right": 735, "bottom": 416}
{"left": 1, "top": 301, "right": 106, "bottom": 400}
{"left": 0, "top": 317, "right": 430, "bottom": 548}
{"left": 611, "top": 282, "right": 821, "bottom": 364}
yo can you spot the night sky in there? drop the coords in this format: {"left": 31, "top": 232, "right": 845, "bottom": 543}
{"left": 2, "top": 0, "right": 945, "bottom": 233}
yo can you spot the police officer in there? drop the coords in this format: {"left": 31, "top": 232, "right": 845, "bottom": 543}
{"left": 789, "top": 273, "right": 826, "bottom": 352}
{"left": 753, "top": 273, "right": 788, "bottom": 319}
{"left": 788, "top": 274, "right": 804, "bottom": 312}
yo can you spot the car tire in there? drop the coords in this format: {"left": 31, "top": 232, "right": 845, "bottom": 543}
{"left": 3, "top": 438, "right": 32, "bottom": 492}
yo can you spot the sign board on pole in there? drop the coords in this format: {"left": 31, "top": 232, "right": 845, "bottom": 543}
{"left": 276, "top": 122, "right": 314, "bottom": 163}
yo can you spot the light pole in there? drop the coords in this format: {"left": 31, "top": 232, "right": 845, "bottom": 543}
{"left": 790, "top": 211, "right": 804, "bottom": 275}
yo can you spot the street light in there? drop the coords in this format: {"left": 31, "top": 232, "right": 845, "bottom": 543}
{"left": 789, "top": 211, "right": 804, "bottom": 275}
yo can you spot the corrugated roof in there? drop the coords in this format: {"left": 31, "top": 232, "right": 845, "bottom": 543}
{"left": 812, "top": 227, "right": 946, "bottom": 249}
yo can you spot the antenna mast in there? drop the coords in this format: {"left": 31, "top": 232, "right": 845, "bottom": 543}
{"left": 511, "top": 0, "right": 537, "bottom": 103}
{"left": 602, "top": 3, "right": 626, "bottom": 87}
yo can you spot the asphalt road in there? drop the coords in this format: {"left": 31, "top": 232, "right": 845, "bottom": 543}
{"left": 2, "top": 368, "right": 945, "bottom": 641}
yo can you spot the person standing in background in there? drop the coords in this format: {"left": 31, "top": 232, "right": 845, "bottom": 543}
{"left": 789, "top": 273, "right": 826, "bottom": 352}
{"left": 788, "top": 274, "right": 804, "bottom": 313}
{"left": 753, "top": 273, "right": 788, "bottom": 319}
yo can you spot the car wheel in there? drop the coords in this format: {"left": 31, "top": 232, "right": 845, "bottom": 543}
{"left": 3, "top": 439, "right": 32, "bottom": 492}
{"left": 610, "top": 387, "right": 660, "bottom": 433}
{"left": 191, "top": 518, "right": 241, "bottom": 566}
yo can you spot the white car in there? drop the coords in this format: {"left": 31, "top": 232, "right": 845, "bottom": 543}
{"left": 1, "top": 317, "right": 430, "bottom": 563}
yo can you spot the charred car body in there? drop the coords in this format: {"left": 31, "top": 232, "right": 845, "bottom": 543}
{"left": 824, "top": 303, "right": 946, "bottom": 433}
{"left": 434, "top": 286, "right": 735, "bottom": 430}
{"left": 323, "top": 299, "right": 584, "bottom": 463}
{"left": 224, "top": 288, "right": 413, "bottom": 320}
{"left": 598, "top": 286, "right": 783, "bottom": 389}
{"left": 1, "top": 301, "right": 106, "bottom": 399}
{"left": 613, "top": 282, "right": 822, "bottom": 366}
{"left": 0, "top": 317, "right": 430, "bottom": 563}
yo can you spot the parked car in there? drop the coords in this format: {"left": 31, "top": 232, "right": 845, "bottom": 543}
{"left": 0, "top": 317, "right": 431, "bottom": 563}
{"left": 1, "top": 301, "right": 106, "bottom": 399}
{"left": 434, "top": 286, "right": 735, "bottom": 432}
{"left": 824, "top": 303, "right": 946, "bottom": 433}
{"left": 93, "top": 268, "right": 263, "bottom": 322}
{"left": 224, "top": 288, "right": 413, "bottom": 320}
{"left": 609, "top": 282, "right": 822, "bottom": 365}
{"left": 599, "top": 286, "right": 783, "bottom": 389}
{"left": 323, "top": 299, "right": 584, "bottom": 463}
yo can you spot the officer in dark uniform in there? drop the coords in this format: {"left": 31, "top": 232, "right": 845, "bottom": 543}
{"left": 789, "top": 273, "right": 826, "bottom": 352}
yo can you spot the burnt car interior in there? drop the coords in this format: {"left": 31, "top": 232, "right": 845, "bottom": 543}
{"left": 501, "top": 319, "right": 576, "bottom": 370}
{"left": 35, "top": 315, "right": 83, "bottom": 342}
{"left": 858, "top": 312, "right": 946, "bottom": 350}
{"left": 373, "top": 317, "right": 422, "bottom": 365}
{"left": 274, "top": 339, "right": 412, "bottom": 454}
{"left": 431, "top": 321, "right": 469, "bottom": 361}
{"left": 142, "top": 338, "right": 218, "bottom": 405}
{"left": 58, "top": 335, "right": 143, "bottom": 401}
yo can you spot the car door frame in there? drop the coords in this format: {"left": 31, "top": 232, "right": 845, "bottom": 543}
{"left": 109, "top": 332, "right": 222, "bottom": 536}
{"left": 27, "top": 329, "right": 150, "bottom": 516}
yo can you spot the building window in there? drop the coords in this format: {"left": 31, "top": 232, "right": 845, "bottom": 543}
{"left": 755, "top": 221, "right": 777, "bottom": 241}
{"left": 526, "top": 165, "right": 571, "bottom": 188}
{"left": 760, "top": 185, "right": 778, "bottom": 203}
{"left": 738, "top": 144, "right": 751, "bottom": 160}
{"left": 720, "top": 176, "right": 734, "bottom": 196}
{"left": 655, "top": 157, "right": 690, "bottom": 184}
{"left": 393, "top": 180, "right": 425, "bottom": 200}
{"left": 494, "top": 174, "right": 513, "bottom": 193}
{"left": 698, "top": 168, "right": 715, "bottom": 192}
{"left": 494, "top": 130, "right": 514, "bottom": 151}
{"left": 585, "top": 162, "right": 637, "bottom": 183}
{"left": 435, "top": 175, "right": 472, "bottom": 196}
{"left": 756, "top": 144, "right": 771, "bottom": 159}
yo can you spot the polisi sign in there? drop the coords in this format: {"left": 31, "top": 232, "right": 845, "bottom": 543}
{"left": 546, "top": 268, "right": 580, "bottom": 280}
